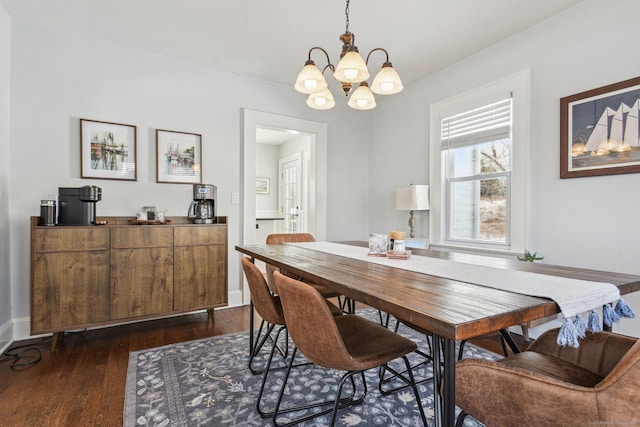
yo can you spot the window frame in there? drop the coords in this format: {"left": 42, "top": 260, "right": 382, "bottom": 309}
{"left": 429, "top": 69, "right": 530, "bottom": 254}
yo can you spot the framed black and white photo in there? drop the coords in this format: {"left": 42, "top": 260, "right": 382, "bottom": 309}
{"left": 81, "top": 119, "right": 137, "bottom": 181}
{"left": 561, "top": 76, "right": 640, "bottom": 178}
{"left": 156, "top": 129, "right": 202, "bottom": 184}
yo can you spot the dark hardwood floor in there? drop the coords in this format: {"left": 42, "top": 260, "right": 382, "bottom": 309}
{"left": 0, "top": 304, "right": 526, "bottom": 427}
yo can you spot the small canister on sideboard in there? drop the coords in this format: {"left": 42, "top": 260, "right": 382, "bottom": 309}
{"left": 39, "top": 200, "right": 56, "bottom": 226}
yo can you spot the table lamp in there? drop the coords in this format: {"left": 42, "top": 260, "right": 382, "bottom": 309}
{"left": 396, "top": 184, "right": 430, "bottom": 238}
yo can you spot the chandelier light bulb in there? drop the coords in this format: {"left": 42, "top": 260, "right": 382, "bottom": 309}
{"left": 344, "top": 69, "right": 359, "bottom": 80}
{"left": 381, "top": 82, "right": 394, "bottom": 91}
{"left": 306, "top": 88, "right": 336, "bottom": 110}
{"left": 305, "top": 79, "right": 318, "bottom": 91}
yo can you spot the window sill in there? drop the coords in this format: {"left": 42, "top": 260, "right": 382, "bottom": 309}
{"left": 429, "top": 242, "right": 521, "bottom": 259}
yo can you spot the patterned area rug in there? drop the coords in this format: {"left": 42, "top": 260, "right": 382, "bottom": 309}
{"left": 124, "top": 309, "right": 498, "bottom": 426}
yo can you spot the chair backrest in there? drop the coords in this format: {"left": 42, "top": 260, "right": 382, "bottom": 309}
{"left": 241, "top": 257, "right": 285, "bottom": 326}
{"left": 264, "top": 233, "right": 316, "bottom": 291}
{"left": 529, "top": 328, "right": 636, "bottom": 378}
{"left": 265, "top": 233, "right": 316, "bottom": 244}
{"left": 273, "top": 271, "right": 353, "bottom": 369}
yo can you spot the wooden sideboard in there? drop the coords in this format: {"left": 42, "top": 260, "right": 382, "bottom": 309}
{"left": 30, "top": 216, "right": 228, "bottom": 349}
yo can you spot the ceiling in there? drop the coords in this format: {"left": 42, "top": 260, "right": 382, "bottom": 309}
{"left": 0, "top": 0, "right": 582, "bottom": 87}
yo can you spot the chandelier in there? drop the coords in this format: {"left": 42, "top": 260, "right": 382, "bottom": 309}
{"left": 294, "top": 0, "right": 403, "bottom": 111}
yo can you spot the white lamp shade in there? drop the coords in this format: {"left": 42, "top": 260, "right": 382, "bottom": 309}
{"left": 347, "top": 82, "right": 376, "bottom": 110}
{"left": 294, "top": 62, "right": 328, "bottom": 94}
{"left": 396, "top": 185, "right": 430, "bottom": 211}
{"left": 334, "top": 50, "right": 370, "bottom": 83}
{"left": 371, "top": 64, "right": 403, "bottom": 95}
{"left": 306, "top": 88, "right": 336, "bottom": 110}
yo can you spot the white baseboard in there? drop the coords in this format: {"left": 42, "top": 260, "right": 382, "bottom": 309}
{"left": 0, "top": 318, "right": 13, "bottom": 353}
{"left": 12, "top": 316, "right": 33, "bottom": 342}
{"left": 227, "top": 289, "right": 243, "bottom": 308}
{"left": 8, "top": 290, "right": 247, "bottom": 343}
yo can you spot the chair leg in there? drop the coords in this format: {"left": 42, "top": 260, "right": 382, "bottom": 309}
{"left": 456, "top": 410, "right": 469, "bottom": 427}
{"left": 377, "top": 356, "right": 428, "bottom": 425}
{"left": 458, "top": 334, "right": 510, "bottom": 360}
{"left": 249, "top": 321, "right": 291, "bottom": 374}
{"left": 249, "top": 320, "right": 275, "bottom": 373}
{"left": 328, "top": 371, "right": 368, "bottom": 426}
{"left": 256, "top": 325, "right": 288, "bottom": 417}
{"left": 378, "top": 348, "right": 433, "bottom": 395}
{"left": 402, "top": 355, "right": 428, "bottom": 426}
{"left": 458, "top": 340, "right": 467, "bottom": 361}
{"left": 271, "top": 353, "right": 363, "bottom": 426}
{"left": 340, "top": 297, "right": 356, "bottom": 314}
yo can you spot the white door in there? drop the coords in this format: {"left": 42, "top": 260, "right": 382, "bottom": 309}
{"left": 279, "top": 153, "right": 303, "bottom": 233}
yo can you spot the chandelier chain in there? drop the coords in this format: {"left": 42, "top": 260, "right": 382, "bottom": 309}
{"left": 345, "top": 0, "right": 350, "bottom": 33}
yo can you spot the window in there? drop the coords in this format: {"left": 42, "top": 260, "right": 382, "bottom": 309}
{"left": 443, "top": 99, "right": 512, "bottom": 244}
{"left": 429, "top": 70, "right": 530, "bottom": 253}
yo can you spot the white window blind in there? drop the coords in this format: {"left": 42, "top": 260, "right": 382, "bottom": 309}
{"left": 441, "top": 98, "right": 512, "bottom": 149}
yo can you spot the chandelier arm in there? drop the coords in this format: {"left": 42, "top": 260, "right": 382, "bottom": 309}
{"left": 365, "top": 47, "right": 390, "bottom": 65}
{"left": 307, "top": 47, "right": 334, "bottom": 69}
{"left": 322, "top": 64, "right": 336, "bottom": 74}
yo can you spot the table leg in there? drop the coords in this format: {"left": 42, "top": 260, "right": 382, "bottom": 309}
{"left": 432, "top": 335, "right": 443, "bottom": 427}
{"left": 442, "top": 337, "right": 456, "bottom": 427}
{"left": 431, "top": 334, "right": 457, "bottom": 427}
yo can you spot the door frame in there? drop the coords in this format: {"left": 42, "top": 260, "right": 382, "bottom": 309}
{"left": 241, "top": 109, "right": 327, "bottom": 304}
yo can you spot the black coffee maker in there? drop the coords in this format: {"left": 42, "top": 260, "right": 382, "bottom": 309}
{"left": 58, "top": 185, "right": 102, "bottom": 225}
{"left": 188, "top": 184, "right": 217, "bottom": 224}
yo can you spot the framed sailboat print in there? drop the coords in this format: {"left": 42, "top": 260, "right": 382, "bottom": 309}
{"left": 561, "top": 76, "right": 640, "bottom": 178}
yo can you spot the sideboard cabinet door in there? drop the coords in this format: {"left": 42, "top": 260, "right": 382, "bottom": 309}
{"left": 173, "top": 225, "right": 228, "bottom": 311}
{"left": 110, "top": 226, "right": 174, "bottom": 319}
{"left": 31, "top": 227, "right": 110, "bottom": 333}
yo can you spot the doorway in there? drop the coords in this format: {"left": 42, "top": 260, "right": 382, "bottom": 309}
{"left": 241, "top": 109, "right": 328, "bottom": 304}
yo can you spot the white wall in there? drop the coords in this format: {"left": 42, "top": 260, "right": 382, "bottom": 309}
{"left": 0, "top": 4, "right": 11, "bottom": 349}
{"left": 369, "top": 0, "right": 640, "bottom": 337}
{"left": 8, "top": 22, "right": 371, "bottom": 338}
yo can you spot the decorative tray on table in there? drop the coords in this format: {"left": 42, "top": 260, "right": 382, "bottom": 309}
{"left": 386, "top": 250, "right": 412, "bottom": 260}
{"left": 127, "top": 219, "right": 172, "bottom": 225}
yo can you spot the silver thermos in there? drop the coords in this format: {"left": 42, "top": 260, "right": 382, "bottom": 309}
{"left": 39, "top": 199, "right": 57, "bottom": 226}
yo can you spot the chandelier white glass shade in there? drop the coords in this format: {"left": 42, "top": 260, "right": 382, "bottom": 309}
{"left": 294, "top": 0, "right": 403, "bottom": 110}
{"left": 306, "top": 87, "right": 336, "bottom": 110}
{"left": 294, "top": 61, "right": 329, "bottom": 94}
{"left": 370, "top": 62, "right": 403, "bottom": 95}
{"left": 334, "top": 49, "right": 369, "bottom": 83}
{"left": 347, "top": 82, "right": 376, "bottom": 110}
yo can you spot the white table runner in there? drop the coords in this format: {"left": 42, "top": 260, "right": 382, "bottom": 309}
{"left": 289, "top": 241, "right": 620, "bottom": 319}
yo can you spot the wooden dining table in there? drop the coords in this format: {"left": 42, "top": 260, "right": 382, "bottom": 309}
{"left": 236, "top": 241, "right": 640, "bottom": 427}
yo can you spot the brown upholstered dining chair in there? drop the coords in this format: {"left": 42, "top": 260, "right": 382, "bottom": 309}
{"left": 455, "top": 327, "right": 640, "bottom": 427}
{"left": 265, "top": 233, "right": 353, "bottom": 312}
{"left": 241, "top": 258, "right": 343, "bottom": 417}
{"left": 271, "top": 271, "right": 427, "bottom": 427}
{"left": 241, "top": 257, "right": 288, "bottom": 375}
